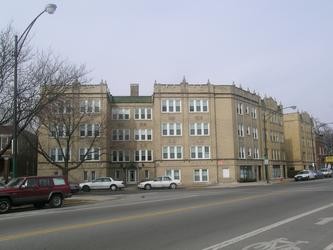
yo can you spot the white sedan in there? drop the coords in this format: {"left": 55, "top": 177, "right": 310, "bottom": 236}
{"left": 79, "top": 177, "right": 125, "bottom": 192}
{"left": 138, "top": 176, "right": 181, "bottom": 190}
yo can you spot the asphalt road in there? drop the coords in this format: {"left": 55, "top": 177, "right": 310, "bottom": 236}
{"left": 0, "top": 179, "right": 333, "bottom": 250}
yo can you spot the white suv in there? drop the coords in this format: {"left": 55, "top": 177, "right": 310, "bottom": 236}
{"left": 79, "top": 177, "right": 125, "bottom": 192}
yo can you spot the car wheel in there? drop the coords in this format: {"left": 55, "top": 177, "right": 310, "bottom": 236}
{"left": 82, "top": 185, "right": 90, "bottom": 192}
{"left": 49, "top": 194, "right": 63, "bottom": 208}
{"left": 33, "top": 202, "right": 46, "bottom": 209}
{"left": 110, "top": 185, "right": 117, "bottom": 191}
{"left": 0, "top": 198, "right": 11, "bottom": 213}
{"left": 169, "top": 183, "right": 177, "bottom": 189}
{"left": 144, "top": 184, "right": 152, "bottom": 190}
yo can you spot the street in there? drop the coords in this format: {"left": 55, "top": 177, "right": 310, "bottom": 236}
{"left": 0, "top": 179, "right": 332, "bottom": 250}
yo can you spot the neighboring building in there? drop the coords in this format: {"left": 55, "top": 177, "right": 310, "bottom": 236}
{"left": 0, "top": 125, "right": 37, "bottom": 181}
{"left": 260, "top": 98, "right": 288, "bottom": 179}
{"left": 283, "top": 112, "right": 316, "bottom": 172}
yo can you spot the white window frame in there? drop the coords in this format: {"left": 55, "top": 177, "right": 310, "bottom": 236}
{"left": 166, "top": 169, "right": 181, "bottom": 181}
{"left": 79, "top": 148, "right": 100, "bottom": 161}
{"left": 189, "top": 123, "right": 209, "bottom": 136}
{"left": 80, "top": 124, "right": 100, "bottom": 137}
{"left": 134, "top": 150, "right": 153, "bottom": 162}
{"left": 112, "top": 108, "right": 130, "bottom": 120}
{"left": 111, "top": 150, "right": 130, "bottom": 162}
{"left": 134, "top": 129, "right": 153, "bottom": 141}
{"left": 50, "top": 148, "right": 71, "bottom": 162}
{"left": 193, "top": 169, "right": 209, "bottom": 182}
{"left": 134, "top": 108, "right": 152, "bottom": 120}
{"left": 162, "top": 146, "right": 183, "bottom": 160}
{"left": 189, "top": 99, "right": 209, "bottom": 112}
{"left": 238, "top": 124, "right": 244, "bottom": 137}
{"left": 112, "top": 129, "right": 130, "bottom": 141}
{"left": 239, "top": 146, "right": 246, "bottom": 159}
{"left": 161, "top": 123, "right": 182, "bottom": 136}
{"left": 161, "top": 99, "right": 181, "bottom": 113}
{"left": 190, "top": 146, "right": 210, "bottom": 159}
{"left": 80, "top": 100, "right": 101, "bottom": 113}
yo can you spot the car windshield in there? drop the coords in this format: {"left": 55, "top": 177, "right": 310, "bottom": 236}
{"left": 6, "top": 178, "right": 25, "bottom": 187}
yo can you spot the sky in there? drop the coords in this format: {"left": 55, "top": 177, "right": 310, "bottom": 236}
{"left": 1, "top": 0, "right": 332, "bottom": 123}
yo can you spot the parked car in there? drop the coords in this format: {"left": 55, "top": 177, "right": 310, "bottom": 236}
{"left": 0, "top": 176, "right": 72, "bottom": 214}
{"left": 79, "top": 177, "right": 125, "bottom": 192}
{"left": 138, "top": 176, "right": 181, "bottom": 190}
{"left": 294, "top": 170, "right": 315, "bottom": 181}
{"left": 0, "top": 181, "right": 5, "bottom": 188}
{"left": 314, "top": 170, "right": 324, "bottom": 179}
{"left": 69, "top": 183, "right": 80, "bottom": 194}
{"left": 319, "top": 168, "right": 332, "bottom": 178}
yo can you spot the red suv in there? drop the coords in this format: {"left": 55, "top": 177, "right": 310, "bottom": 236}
{"left": 0, "top": 176, "right": 72, "bottom": 213}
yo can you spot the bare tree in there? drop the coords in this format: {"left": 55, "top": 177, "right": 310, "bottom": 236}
{"left": 0, "top": 24, "right": 87, "bottom": 157}
{"left": 32, "top": 84, "right": 107, "bottom": 177}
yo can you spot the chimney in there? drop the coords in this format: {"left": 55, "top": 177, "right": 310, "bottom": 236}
{"left": 130, "top": 84, "right": 139, "bottom": 96}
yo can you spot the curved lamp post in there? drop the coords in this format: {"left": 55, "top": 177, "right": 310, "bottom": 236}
{"left": 263, "top": 105, "right": 296, "bottom": 183}
{"left": 12, "top": 4, "right": 57, "bottom": 178}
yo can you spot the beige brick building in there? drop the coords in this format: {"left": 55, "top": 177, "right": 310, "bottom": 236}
{"left": 37, "top": 80, "right": 309, "bottom": 185}
{"left": 283, "top": 112, "right": 315, "bottom": 172}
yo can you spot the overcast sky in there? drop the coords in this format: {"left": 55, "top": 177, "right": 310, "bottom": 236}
{"left": 1, "top": 0, "right": 332, "bottom": 123}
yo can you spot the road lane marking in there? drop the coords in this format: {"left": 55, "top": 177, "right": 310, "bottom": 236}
{"left": 0, "top": 191, "right": 283, "bottom": 242}
{"left": 202, "top": 203, "right": 333, "bottom": 250}
{"left": 324, "top": 242, "right": 333, "bottom": 250}
{"left": 315, "top": 217, "right": 333, "bottom": 225}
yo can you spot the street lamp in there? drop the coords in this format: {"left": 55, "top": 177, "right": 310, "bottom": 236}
{"left": 12, "top": 4, "right": 57, "bottom": 178}
{"left": 263, "top": 105, "right": 296, "bottom": 183}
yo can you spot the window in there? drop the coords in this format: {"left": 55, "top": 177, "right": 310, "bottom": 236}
{"left": 112, "top": 108, "right": 130, "bottom": 120}
{"left": 247, "top": 148, "right": 252, "bottom": 157}
{"left": 135, "top": 150, "right": 153, "bottom": 162}
{"left": 194, "top": 169, "right": 208, "bottom": 182}
{"left": 166, "top": 169, "right": 181, "bottom": 180}
{"left": 39, "top": 178, "right": 51, "bottom": 187}
{"left": 247, "top": 126, "right": 251, "bottom": 136}
{"left": 80, "top": 100, "right": 101, "bottom": 113}
{"left": 161, "top": 99, "right": 181, "bottom": 113}
{"left": 190, "top": 146, "right": 210, "bottom": 159}
{"left": 50, "top": 124, "right": 70, "bottom": 138}
{"left": 0, "top": 135, "right": 10, "bottom": 150}
{"left": 79, "top": 148, "right": 100, "bottom": 161}
{"left": 189, "top": 100, "right": 208, "bottom": 112}
{"left": 50, "top": 148, "right": 70, "bottom": 162}
{"left": 134, "top": 129, "right": 153, "bottom": 141}
{"left": 134, "top": 108, "right": 152, "bottom": 120}
{"left": 91, "top": 171, "right": 96, "bottom": 180}
{"left": 238, "top": 124, "right": 244, "bottom": 137}
{"left": 189, "top": 123, "right": 209, "bottom": 136}
{"left": 112, "top": 151, "right": 130, "bottom": 162}
{"left": 80, "top": 124, "right": 100, "bottom": 137}
{"left": 239, "top": 146, "right": 246, "bottom": 159}
{"left": 162, "top": 146, "right": 183, "bottom": 160}
{"left": 84, "top": 171, "right": 88, "bottom": 181}
{"left": 253, "top": 128, "right": 258, "bottom": 139}
{"left": 251, "top": 107, "right": 257, "bottom": 119}
{"left": 237, "top": 103, "right": 243, "bottom": 115}
{"left": 272, "top": 166, "right": 281, "bottom": 178}
{"left": 53, "top": 178, "right": 65, "bottom": 186}
{"left": 112, "top": 129, "right": 130, "bottom": 141}
{"left": 161, "top": 123, "right": 182, "bottom": 136}
{"left": 53, "top": 100, "right": 71, "bottom": 114}
{"left": 254, "top": 148, "right": 260, "bottom": 159}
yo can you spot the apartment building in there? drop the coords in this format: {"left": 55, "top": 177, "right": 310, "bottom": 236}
{"left": 37, "top": 80, "right": 306, "bottom": 185}
{"left": 283, "top": 112, "right": 315, "bottom": 171}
